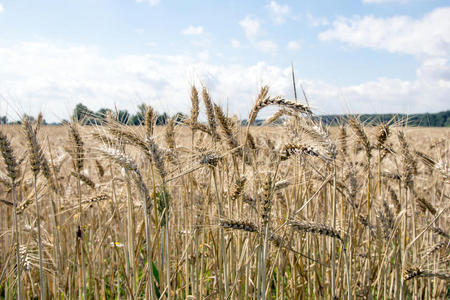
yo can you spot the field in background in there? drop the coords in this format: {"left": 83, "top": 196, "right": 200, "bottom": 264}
{"left": 0, "top": 90, "right": 449, "bottom": 299}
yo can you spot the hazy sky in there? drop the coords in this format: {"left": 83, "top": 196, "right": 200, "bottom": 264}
{"left": 0, "top": 0, "right": 449, "bottom": 122}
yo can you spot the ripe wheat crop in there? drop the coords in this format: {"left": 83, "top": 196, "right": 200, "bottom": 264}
{"left": 0, "top": 86, "right": 449, "bottom": 299}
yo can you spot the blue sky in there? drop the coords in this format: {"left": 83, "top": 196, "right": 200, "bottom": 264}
{"left": 0, "top": 0, "right": 449, "bottom": 122}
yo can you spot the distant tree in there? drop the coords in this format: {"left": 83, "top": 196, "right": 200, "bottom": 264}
{"left": 137, "top": 103, "right": 147, "bottom": 115}
{"left": 129, "top": 113, "right": 144, "bottom": 126}
{"left": 128, "top": 103, "right": 147, "bottom": 126}
{"left": 156, "top": 112, "right": 168, "bottom": 125}
{"left": 117, "top": 110, "right": 130, "bottom": 125}
{"left": 95, "top": 108, "right": 110, "bottom": 118}
{"left": 73, "top": 103, "right": 102, "bottom": 125}
{"left": 0, "top": 116, "right": 7, "bottom": 124}
{"left": 73, "top": 103, "right": 90, "bottom": 122}
{"left": 22, "top": 114, "right": 35, "bottom": 123}
{"left": 174, "top": 112, "right": 187, "bottom": 124}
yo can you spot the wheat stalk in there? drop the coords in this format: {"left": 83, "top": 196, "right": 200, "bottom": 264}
{"left": 22, "top": 116, "right": 47, "bottom": 299}
{"left": 0, "top": 130, "right": 23, "bottom": 299}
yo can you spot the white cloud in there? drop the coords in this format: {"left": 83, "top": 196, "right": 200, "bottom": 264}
{"left": 287, "top": 41, "right": 301, "bottom": 50}
{"left": 314, "top": 7, "right": 450, "bottom": 114}
{"left": 239, "top": 16, "right": 278, "bottom": 53}
{"left": 319, "top": 7, "right": 450, "bottom": 57}
{"left": 181, "top": 25, "right": 204, "bottom": 35}
{"left": 239, "top": 16, "right": 261, "bottom": 39}
{"left": 306, "top": 13, "right": 329, "bottom": 27}
{"left": 146, "top": 42, "right": 157, "bottom": 47}
{"left": 189, "top": 36, "right": 212, "bottom": 48}
{"left": 231, "top": 39, "right": 240, "bottom": 48}
{"left": 299, "top": 68, "right": 450, "bottom": 115}
{"left": 416, "top": 58, "right": 450, "bottom": 81}
{"left": 197, "top": 50, "right": 209, "bottom": 61}
{"left": 136, "top": 0, "right": 160, "bottom": 6}
{"left": 363, "top": 0, "right": 410, "bottom": 3}
{"left": 0, "top": 42, "right": 447, "bottom": 123}
{"left": 256, "top": 40, "right": 278, "bottom": 53}
{"left": 135, "top": 28, "right": 144, "bottom": 34}
{"left": 0, "top": 3, "right": 4, "bottom": 13}
{"left": 268, "top": 1, "right": 290, "bottom": 24}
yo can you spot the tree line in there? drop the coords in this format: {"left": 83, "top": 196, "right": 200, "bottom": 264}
{"left": 315, "top": 110, "right": 450, "bottom": 127}
{"left": 0, "top": 103, "right": 448, "bottom": 127}
{"left": 71, "top": 103, "right": 187, "bottom": 126}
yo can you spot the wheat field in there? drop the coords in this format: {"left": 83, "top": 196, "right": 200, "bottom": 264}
{"left": 0, "top": 86, "right": 449, "bottom": 299}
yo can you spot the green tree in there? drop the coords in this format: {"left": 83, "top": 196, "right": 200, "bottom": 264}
{"left": 156, "top": 112, "right": 168, "bottom": 125}
{"left": 118, "top": 110, "right": 130, "bottom": 124}
{"left": 174, "top": 112, "right": 187, "bottom": 124}
{"left": 73, "top": 103, "right": 90, "bottom": 122}
{"left": 128, "top": 103, "right": 147, "bottom": 125}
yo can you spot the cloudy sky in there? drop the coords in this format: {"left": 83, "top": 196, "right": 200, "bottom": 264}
{"left": 0, "top": 0, "right": 449, "bottom": 122}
